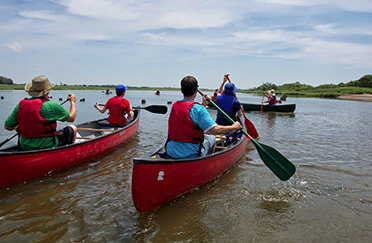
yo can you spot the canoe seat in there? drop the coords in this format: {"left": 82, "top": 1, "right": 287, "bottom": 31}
{"left": 97, "top": 120, "right": 128, "bottom": 128}
{"left": 215, "top": 135, "right": 226, "bottom": 147}
{"left": 224, "top": 130, "right": 243, "bottom": 146}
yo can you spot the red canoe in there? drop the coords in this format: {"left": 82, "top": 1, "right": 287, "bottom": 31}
{"left": 132, "top": 131, "right": 247, "bottom": 213}
{"left": 0, "top": 110, "right": 140, "bottom": 189}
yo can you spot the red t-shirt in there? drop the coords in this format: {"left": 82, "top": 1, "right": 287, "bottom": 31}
{"left": 104, "top": 96, "right": 131, "bottom": 124}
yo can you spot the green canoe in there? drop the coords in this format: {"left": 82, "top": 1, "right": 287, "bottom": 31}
{"left": 242, "top": 103, "right": 296, "bottom": 112}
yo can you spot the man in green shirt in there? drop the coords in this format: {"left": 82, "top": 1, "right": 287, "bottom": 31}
{"left": 4, "top": 75, "right": 77, "bottom": 151}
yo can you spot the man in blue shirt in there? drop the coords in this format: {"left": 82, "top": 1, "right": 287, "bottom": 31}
{"left": 166, "top": 76, "right": 242, "bottom": 159}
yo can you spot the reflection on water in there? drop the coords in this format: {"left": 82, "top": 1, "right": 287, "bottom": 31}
{"left": 1, "top": 90, "right": 372, "bottom": 242}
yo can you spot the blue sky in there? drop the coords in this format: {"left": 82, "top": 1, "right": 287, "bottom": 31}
{"left": 1, "top": 0, "right": 372, "bottom": 89}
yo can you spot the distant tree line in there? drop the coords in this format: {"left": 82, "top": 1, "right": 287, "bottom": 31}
{"left": 253, "top": 75, "right": 372, "bottom": 91}
{"left": 0, "top": 76, "right": 13, "bottom": 85}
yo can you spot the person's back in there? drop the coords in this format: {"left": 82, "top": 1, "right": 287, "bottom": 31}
{"left": 106, "top": 96, "right": 130, "bottom": 124}
{"left": 94, "top": 84, "right": 133, "bottom": 125}
{"left": 215, "top": 77, "right": 242, "bottom": 125}
{"left": 4, "top": 75, "right": 77, "bottom": 151}
{"left": 216, "top": 93, "right": 241, "bottom": 125}
{"left": 166, "top": 76, "right": 243, "bottom": 159}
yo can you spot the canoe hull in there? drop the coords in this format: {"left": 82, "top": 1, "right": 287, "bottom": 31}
{"left": 242, "top": 103, "right": 296, "bottom": 112}
{"left": 0, "top": 111, "right": 140, "bottom": 188}
{"left": 132, "top": 136, "right": 247, "bottom": 213}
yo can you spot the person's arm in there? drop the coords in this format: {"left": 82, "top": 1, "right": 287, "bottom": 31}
{"left": 4, "top": 104, "right": 19, "bottom": 131}
{"left": 217, "top": 75, "right": 228, "bottom": 95}
{"left": 122, "top": 99, "right": 132, "bottom": 118}
{"left": 201, "top": 93, "right": 211, "bottom": 107}
{"left": 66, "top": 94, "right": 76, "bottom": 122}
{"left": 208, "top": 121, "right": 242, "bottom": 135}
{"left": 237, "top": 106, "right": 243, "bottom": 117}
{"left": 94, "top": 102, "right": 107, "bottom": 114}
{"left": 4, "top": 124, "right": 16, "bottom": 131}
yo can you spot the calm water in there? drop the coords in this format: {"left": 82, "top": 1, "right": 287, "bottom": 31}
{"left": 0, "top": 90, "right": 371, "bottom": 242}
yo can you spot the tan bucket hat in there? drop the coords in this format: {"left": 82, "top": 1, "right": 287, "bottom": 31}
{"left": 267, "top": 89, "right": 276, "bottom": 96}
{"left": 24, "top": 75, "right": 56, "bottom": 97}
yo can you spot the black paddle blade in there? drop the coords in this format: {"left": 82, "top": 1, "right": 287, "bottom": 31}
{"left": 145, "top": 105, "right": 168, "bottom": 114}
{"left": 133, "top": 105, "right": 168, "bottom": 114}
{"left": 251, "top": 139, "right": 296, "bottom": 181}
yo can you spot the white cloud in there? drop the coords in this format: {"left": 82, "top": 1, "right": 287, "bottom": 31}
{"left": 1, "top": 0, "right": 372, "bottom": 86}
{"left": 6, "top": 42, "right": 22, "bottom": 52}
{"left": 313, "top": 24, "right": 338, "bottom": 34}
{"left": 18, "top": 10, "right": 67, "bottom": 22}
{"left": 253, "top": 0, "right": 372, "bottom": 12}
{"left": 60, "top": 0, "right": 140, "bottom": 20}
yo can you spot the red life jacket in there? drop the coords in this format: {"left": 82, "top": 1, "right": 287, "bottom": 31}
{"left": 168, "top": 101, "right": 203, "bottom": 144}
{"left": 17, "top": 97, "right": 57, "bottom": 139}
{"left": 106, "top": 96, "right": 128, "bottom": 124}
{"left": 269, "top": 96, "right": 277, "bottom": 105}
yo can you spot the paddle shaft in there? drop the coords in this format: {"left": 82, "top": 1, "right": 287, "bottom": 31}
{"left": 77, "top": 128, "right": 116, "bottom": 132}
{"left": 60, "top": 98, "right": 69, "bottom": 105}
{"left": 98, "top": 104, "right": 167, "bottom": 114}
{"left": 0, "top": 133, "right": 17, "bottom": 148}
{"left": 198, "top": 89, "right": 249, "bottom": 137}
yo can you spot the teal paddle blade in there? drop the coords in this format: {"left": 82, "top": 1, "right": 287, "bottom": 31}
{"left": 251, "top": 139, "right": 296, "bottom": 181}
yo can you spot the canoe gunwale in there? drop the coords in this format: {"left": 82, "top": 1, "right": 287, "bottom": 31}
{"left": 133, "top": 133, "right": 246, "bottom": 165}
{"left": 0, "top": 110, "right": 140, "bottom": 156}
{"left": 0, "top": 110, "right": 140, "bottom": 188}
{"left": 131, "top": 133, "right": 248, "bottom": 212}
{"left": 241, "top": 103, "right": 296, "bottom": 112}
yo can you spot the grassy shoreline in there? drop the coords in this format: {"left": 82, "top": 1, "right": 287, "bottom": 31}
{"left": 1, "top": 84, "right": 372, "bottom": 101}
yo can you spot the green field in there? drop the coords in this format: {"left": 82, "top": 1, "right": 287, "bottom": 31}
{"left": 2, "top": 74, "right": 372, "bottom": 99}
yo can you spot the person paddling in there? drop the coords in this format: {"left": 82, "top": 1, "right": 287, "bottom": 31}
{"left": 215, "top": 74, "right": 243, "bottom": 125}
{"left": 4, "top": 75, "right": 77, "bottom": 151}
{"left": 165, "top": 76, "right": 242, "bottom": 159}
{"left": 263, "top": 89, "right": 277, "bottom": 105}
{"left": 94, "top": 84, "right": 134, "bottom": 125}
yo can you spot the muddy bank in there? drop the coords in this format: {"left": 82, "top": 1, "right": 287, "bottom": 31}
{"left": 337, "top": 94, "right": 372, "bottom": 102}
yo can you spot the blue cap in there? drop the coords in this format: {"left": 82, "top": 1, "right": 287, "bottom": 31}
{"left": 224, "top": 83, "right": 237, "bottom": 95}
{"left": 116, "top": 84, "right": 128, "bottom": 93}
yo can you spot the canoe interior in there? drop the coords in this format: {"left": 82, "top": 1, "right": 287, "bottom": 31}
{"left": 134, "top": 130, "right": 244, "bottom": 164}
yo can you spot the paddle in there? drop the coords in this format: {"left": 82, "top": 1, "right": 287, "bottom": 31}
{"left": 0, "top": 133, "right": 17, "bottom": 148}
{"left": 98, "top": 104, "right": 168, "bottom": 114}
{"left": 198, "top": 89, "right": 296, "bottom": 181}
{"left": 224, "top": 74, "right": 259, "bottom": 138}
{"left": 0, "top": 98, "right": 70, "bottom": 149}
{"left": 260, "top": 92, "right": 265, "bottom": 113}
{"left": 60, "top": 98, "right": 69, "bottom": 105}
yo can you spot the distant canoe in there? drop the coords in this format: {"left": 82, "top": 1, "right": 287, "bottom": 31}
{"left": 154, "top": 90, "right": 160, "bottom": 95}
{"left": 242, "top": 103, "right": 296, "bottom": 112}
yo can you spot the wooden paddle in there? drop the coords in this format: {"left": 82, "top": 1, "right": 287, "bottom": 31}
{"left": 98, "top": 104, "right": 168, "bottom": 114}
{"left": 198, "top": 89, "right": 296, "bottom": 181}
{"left": 224, "top": 74, "right": 259, "bottom": 138}
{"left": 60, "top": 98, "right": 69, "bottom": 105}
{"left": 77, "top": 128, "right": 116, "bottom": 132}
{"left": 0, "top": 98, "right": 70, "bottom": 149}
{"left": 260, "top": 92, "right": 265, "bottom": 114}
